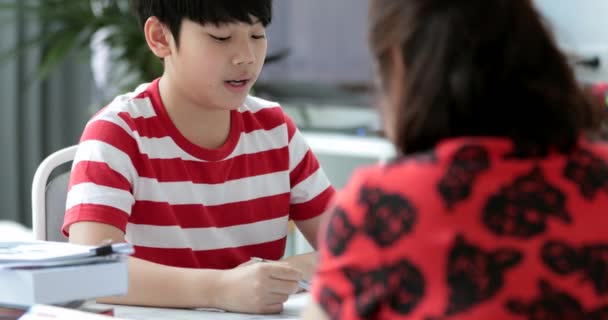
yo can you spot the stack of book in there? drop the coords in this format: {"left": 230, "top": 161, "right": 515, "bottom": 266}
{"left": 0, "top": 241, "right": 133, "bottom": 308}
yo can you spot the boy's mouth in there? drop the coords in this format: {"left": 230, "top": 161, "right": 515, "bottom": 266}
{"left": 224, "top": 78, "right": 252, "bottom": 93}
{"left": 225, "top": 79, "right": 250, "bottom": 87}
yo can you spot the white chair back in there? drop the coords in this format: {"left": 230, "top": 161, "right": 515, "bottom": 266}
{"left": 31, "top": 145, "right": 78, "bottom": 241}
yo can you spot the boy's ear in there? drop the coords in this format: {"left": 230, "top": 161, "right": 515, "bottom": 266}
{"left": 144, "top": 17, "right": 173, "bottom": 58}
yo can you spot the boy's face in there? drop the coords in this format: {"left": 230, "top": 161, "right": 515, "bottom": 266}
{"left": 164, "top": 18, "right": 268, "bottom": 110}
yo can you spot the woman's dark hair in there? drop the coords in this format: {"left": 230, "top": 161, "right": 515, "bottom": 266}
{"left": 369, "top": 0, "right": 595, "bottom": 155}
{"left": 131, "top": 0, "right": 272, "bottom": 47}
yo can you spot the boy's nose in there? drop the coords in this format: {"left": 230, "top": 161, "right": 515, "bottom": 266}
{"left": 233, "top": 41, "right": 256, "bottom": 65}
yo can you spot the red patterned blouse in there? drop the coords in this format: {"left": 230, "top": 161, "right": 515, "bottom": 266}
{"left": 312, "top": 137, "right": 608, "bottom": 320}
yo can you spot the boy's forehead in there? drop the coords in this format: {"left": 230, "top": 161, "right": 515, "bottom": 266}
{"left": 187, "top": 14, "right": 263, "bottom": 27}
{"left": 194, "top": 18, "right": 265, "bottom": 28}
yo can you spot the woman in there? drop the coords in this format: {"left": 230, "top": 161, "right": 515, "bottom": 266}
{"left": 303, "top": 0, "right": 608, "bottom": 319}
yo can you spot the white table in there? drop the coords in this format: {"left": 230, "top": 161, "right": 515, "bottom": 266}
{"left": 100, "top": 293, "right": 309, "bottom": 320}
{"left": 0, "top": 221, "right": 33, "bottom": 241}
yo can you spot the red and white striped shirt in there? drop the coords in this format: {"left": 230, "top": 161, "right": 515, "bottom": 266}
{"left": 62, "top": 79, "right": 336, "bottom": 269}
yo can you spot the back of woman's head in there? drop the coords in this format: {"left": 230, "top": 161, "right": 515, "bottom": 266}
{"left": 369, "top": 0, "right": 595, "bottom": 155}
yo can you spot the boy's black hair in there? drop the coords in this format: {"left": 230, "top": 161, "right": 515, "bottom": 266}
{"left": 131, "top": 0, "right": 272, "bottom": 46}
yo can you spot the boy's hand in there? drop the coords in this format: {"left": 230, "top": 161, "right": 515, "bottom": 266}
{"left": 215, "top": 262, "right": 303, "bottom": 314}
{"left": 281, "top": 252, "right": 318, "bottom": 281}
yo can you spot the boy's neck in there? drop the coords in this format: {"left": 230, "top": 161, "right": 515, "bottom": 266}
{"left": 158, "top": 76, "right": 233, "bottom": 150}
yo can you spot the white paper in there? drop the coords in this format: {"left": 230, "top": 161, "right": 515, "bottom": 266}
{"left": 104, "top": 293, "right": 310, "bottom": 320}
{"left": 0, "top": 241, "right": 133, "bottom": 269}
{"left": 19, "top": 305, "right": 119, "bottom": 320}
{"left": 0, "top": 241, "right": 95, "bottom": 263}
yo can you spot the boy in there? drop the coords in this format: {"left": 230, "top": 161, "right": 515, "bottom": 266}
{"left": 63, "top": 0, "right": 335, "bottom": 314}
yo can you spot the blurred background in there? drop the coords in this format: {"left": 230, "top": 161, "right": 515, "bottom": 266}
{"left": 0, "top": 0, "right": 607, "bottom": 247}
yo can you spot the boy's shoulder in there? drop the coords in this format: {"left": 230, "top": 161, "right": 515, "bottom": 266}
{"left": 239, "top": 95, "right": 282, "bottom": 114}
{"left": 238, "top": 95, "right": 293, "bottom": 129}
{"left": 91, "top": 82, "right": 156, "bottom": 122}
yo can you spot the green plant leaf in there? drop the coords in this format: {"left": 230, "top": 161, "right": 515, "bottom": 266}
{"left": 1, "top": 0, "right": 259, "bottom": 92}
{"left": 36, "top": 29, "right": 81, "bottom": 80}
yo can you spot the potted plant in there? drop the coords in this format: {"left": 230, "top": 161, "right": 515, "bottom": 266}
{"left": 0, "top": 0, "right": 288, "bottom": 100}
{"left": 0, "top": 0, "right": 158, "bottom": 94}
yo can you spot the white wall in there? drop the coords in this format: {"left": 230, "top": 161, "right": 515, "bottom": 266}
{"left": 265, "top": 1, "right": 608, "bottom": 84}
{"left": 534, "top": 0, "right": 608, "bottom": 82}
{"left": 262, "top": 0, "right": 373, "bottom": 85}
{"left": 0, "top": 8, "right": 94, "bottom": 225}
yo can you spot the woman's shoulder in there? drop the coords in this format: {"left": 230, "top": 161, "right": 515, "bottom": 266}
{"left": 581, "top": 138, "right": 608, "bottom": 158}
{"left": 336, "top": 149, "right": 442, "bottom": 204}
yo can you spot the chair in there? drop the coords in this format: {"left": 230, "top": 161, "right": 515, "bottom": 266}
{"left": 31, "top": 145, "right": 78, "bottom": 241}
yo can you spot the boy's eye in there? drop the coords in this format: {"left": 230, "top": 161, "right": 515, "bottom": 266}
{"left": 210, "top": 35, "right": 231, "bottom": 42}
{"left": 252, "top": 34, "right": 266, "bottom": 40}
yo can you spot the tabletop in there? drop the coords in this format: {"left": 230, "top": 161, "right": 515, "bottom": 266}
{"left": 98, "top": 293, "right": 310, "bottom": 320}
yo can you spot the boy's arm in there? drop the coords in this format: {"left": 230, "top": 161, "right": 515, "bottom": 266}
{"left": 294, "top": 212, "right": 327, "bottom": 250}
{"left": 69, "top": 222, "right": 303, "bottom": 313}
{"left": 69, "top": 221, "right": 220, "bottom": 308}
{"left": 282, "top": 112, "right": 336, "bottom": 281}
{"left": 280, "top": 211, "right": 330, "bottom": 280}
